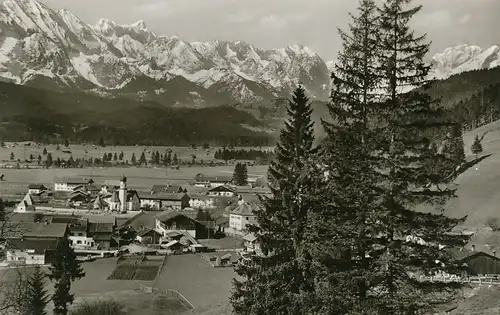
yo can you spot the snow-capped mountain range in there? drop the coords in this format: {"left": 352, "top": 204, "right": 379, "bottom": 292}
{"left": 0, "top": 0, "right": 498, "bottom": 108}
{"left": 430, "top": 44, "right": 500, "bottom": 80}
{"left": 0, "top": 0, "right": 331, "bottom": 106}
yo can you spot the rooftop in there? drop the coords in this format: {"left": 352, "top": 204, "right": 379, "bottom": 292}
{"left": 6, "top": 238, "right": 59, "bottom": 254}
{"left": 6, "top": 222, "right": 68, "bottom": 239}
{"left": 139, "top": 192, "right": 187, "bottom": 201}
{"left": 230, "top": 202, "right": 259, "bottom": 216}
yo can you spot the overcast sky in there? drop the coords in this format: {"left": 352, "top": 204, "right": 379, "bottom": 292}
{"left": 39, "top": 0, "right": 499, "bottom": 60}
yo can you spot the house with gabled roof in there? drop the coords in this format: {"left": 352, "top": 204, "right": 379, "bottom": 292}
{"left": 208, "top": 185, "right": 236, "bottom": 197}
{"left": 15, "top": 193, "right": 35, "bottom": 213}
{"left": 139, "top": 192, "right": 190, "bottom": 210}
{"left": 28, "top": 184, "right": 48, "bottom": 195}
{"left": 229, "top": 202, "right": 259, "bottom": 235}
{"left": 5, "top": 238, "right": 59, "bottom": 265}
{"left": 155, "top": 211, "right": 212, "bottom": 240}
{"left": 194, "top": 173, "right": 233, "bottom": 188}
{"left": 54, "top": 177, "right": 94, "bottom": 192}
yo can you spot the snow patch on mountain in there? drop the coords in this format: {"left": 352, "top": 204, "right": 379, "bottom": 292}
{"left": 70, "top": 53, "right": 102, "bottom": 87}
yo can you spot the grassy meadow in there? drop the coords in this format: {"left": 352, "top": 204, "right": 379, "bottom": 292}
{"left": 0, "top": 143, "right": 275, "bottom": 164}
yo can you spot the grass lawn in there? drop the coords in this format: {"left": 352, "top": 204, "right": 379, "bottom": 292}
{"left": 0, "top": 144, "right": 274, "bottom": 164}
{"left": 154, "top": 254, "right": 236, "bottom": 310}
{"left": 70, "top": 290, "right": 190, "bottom": 315}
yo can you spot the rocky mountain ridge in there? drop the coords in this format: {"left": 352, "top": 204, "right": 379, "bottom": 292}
{"left": 0, "top": 0, "right": 330, "bottom": 106}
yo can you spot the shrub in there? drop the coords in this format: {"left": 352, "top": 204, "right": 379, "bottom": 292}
{"left": 70, "top": 300, "right": 126, "bottom": 315}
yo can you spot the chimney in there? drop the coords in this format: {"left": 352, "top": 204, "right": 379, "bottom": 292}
{"left": 471, "top": 244, "right": 475, "bottom": 252}
{"left": 494, "top": 250, "right": 497, "bottom": 257}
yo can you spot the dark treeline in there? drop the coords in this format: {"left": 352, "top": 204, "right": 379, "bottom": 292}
{"left": 213, "top": 148, "right": 274, "bottom": 161}
{"left": 446, "top": 82, "right": 500, "bottom": 132}
{"left": 0, "top": 80, "right": 275, "bottom": 146}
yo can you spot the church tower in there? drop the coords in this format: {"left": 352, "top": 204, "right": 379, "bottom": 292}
{"left": 119, "top": 175, "right": 127, "bottom": 212}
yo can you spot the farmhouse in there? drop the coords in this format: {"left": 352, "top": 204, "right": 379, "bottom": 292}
{"left": 54, "top": 177, "right": 94, "bottom": 192}
{"left": 5, "top": 222, "right": 69, "bottom": 242}
{"left": 453, "top": 249, "right": 500, "bottom": 275}
{"left": 155, "top": 211, "right": 212, "bottom": 239}
{"left": 189, "top": 195, "right": 215, "bottom": 209}
{"left": 28, "top": 184, "right": 48, "bottom": 195}
{"left": 208, "top": 185, "right": 236, "bottom": 197}
{"left": 228, "top": 202, "right": 259, "bottom": 235}
{"left": 194, "top": 173, "right": 233, "bottom": 188}
{"left": 5, "top": 239, "right": 59, "bottom": 265}
{"left": 87, "top": 222, "right": 115, "bottom": 250}
{"left": 139, "top": 192, "right": 190, "bottom": 210}
{"left": 68, "top": 219, "right": 96, "bottom": 249}
{"left": 136, "top": 228, "right": 162, "bottom": 245}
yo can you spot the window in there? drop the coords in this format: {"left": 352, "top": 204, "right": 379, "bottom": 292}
{"left": 78, "top": 233, "right": 83, "bottom": 236}
{"left": 77, "top": 240, "right": 82, "bottom": 244}
{"left": 246, "top": 217, "right": 249, "bottom": 220}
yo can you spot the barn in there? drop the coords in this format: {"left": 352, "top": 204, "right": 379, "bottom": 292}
{"left": 455, "top": 250, "right": 500, "bottom": 275}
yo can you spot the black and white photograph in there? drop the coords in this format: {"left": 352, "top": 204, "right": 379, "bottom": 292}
{"left": 0, "top": 0, "right": 498, "bottom": 314}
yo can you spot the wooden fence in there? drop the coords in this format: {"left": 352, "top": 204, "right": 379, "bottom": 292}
{"left": 139, "top": 284, "right": 195, "bottom": 310}
{"left": 418, "top": 275, "right": 500, "bottom": 285}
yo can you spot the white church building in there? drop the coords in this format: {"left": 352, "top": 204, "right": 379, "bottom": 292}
{"left": 104, "top": 176, "right": 140, "bottom": 212}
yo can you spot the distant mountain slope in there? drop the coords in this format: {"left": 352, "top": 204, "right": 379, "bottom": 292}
{"left": 0, "top": 80, "right": 273, "bottom": 146}
{"left": 0, "top": 0, "right": 330, "bottom": 107}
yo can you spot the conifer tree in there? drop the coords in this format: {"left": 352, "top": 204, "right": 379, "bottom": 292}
{"left": 113, "top": 153, "right": 118, "bottom": 161}
{"left": 303, "top": 0, "right": 383, "bottom": 312}
{"left": 172, "top": 153, "right": 178, "bottom": 165}
{"left": 367, "top": 0, "right": 470, "bottom": 312}
{"left": 43, "top": 148, "right": 47, "bottom": 155}
{"left": 45, "top": 153, "right": 53, "bottom": 168}
{"left": 139, "top": 152, "right": 147, "bottom": 166}
{"left": 471, "top": 134, "right": 483, "bottom": 160}
{"left": 231, "top": 85, "right": 315, "bottom": 315}
{"left": 9, "top": 152, "right": 14, "bottom": 160}
{"left": 48, "top": 237, "right": 85, "bottom": 315}
{"left": 441, "top": 124, "right": 466, "bottom": 177}
{"left": 131, "top": 153, "right": 137, "bottom": 165}
{"left": 119, "top": 151, "right": 124, "bottom": 161}
{"left": 24, "top": 265, "right": 50, "bottom": 315}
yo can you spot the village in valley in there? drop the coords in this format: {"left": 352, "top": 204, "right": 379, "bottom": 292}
{"left": 0, "top": 143, "right": 271, "bottom": 314}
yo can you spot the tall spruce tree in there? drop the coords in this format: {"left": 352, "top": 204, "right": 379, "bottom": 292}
{"left": 303, "top": 0, "right": 383, "bottom": 313}
{"left": 24, "top": 265, "right": 50, "bottom": 315}
{"left": 231, "top": 85, "right": 315, "bottom": 315}
{"left": 48, "top": 237, "right": 85, "bottom": 315}
{"left": 369, "top": 0, "right": 470, "bottom": 312}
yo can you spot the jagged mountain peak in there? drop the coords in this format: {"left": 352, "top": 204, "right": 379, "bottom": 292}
{"left": 0, "top": 0, "right": 330, "bottom": 106}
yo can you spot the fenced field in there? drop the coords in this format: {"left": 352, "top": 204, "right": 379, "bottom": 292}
{"left": 108, "top": 255, "right": 166, "bottom": 281}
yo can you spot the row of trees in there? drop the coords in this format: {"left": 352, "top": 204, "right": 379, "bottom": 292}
{"left": 232, "top": 1, "right": 471, "bottom": 314}
{"left": 213, "top": 148, "right": 274, "bottom": 162}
